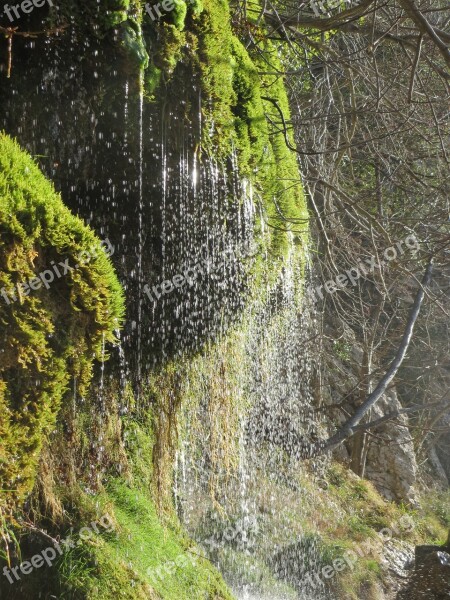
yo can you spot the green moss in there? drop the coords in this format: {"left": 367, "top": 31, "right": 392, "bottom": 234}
{"left": 117, "top": 20, "right": 150, "bottom": 68}
{"left": 190, "top": 0, "right": 203, "bottom": 17}
{"left": 249, "top": 41, "right": 308, "bottom": 258}
{"left": 145, "top": 64, "right": 163, "bottom": 95}
{"left": 193, "top": 0, "right": 236, "bottom": 142}
{"left": 155, "top": 24, "right": 186, "bottom": 73}
{"left": 172, "top": 0, "right": 188, "bottom": 29}
{"left": 37, "top": 480, "right": 235, "bottom": 600}
{"left": 189, "top": 0, "right": 308, "bottom": 260}
{"left": 0, "top": 133, "right": 124, "bottom": 515}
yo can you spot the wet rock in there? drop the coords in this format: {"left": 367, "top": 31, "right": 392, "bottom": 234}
{"left": 397, "top": 538, "right": 450, "bottom": 599}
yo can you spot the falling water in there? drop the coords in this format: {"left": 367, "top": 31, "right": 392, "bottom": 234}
{"left": 174, "top": 250, "right": 332, "bottom": 599}
{"left": 136, "top": 71, "right": 145, "bottom": 393}
{"left": 0, "top": 20, "right": 328, "bottom": 600}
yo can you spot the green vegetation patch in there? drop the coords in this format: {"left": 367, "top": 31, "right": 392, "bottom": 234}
{"left": 0, "top": 133, "right": 124, "bottom": 515}
{"left": 83, "top": 481, "right": 235, "bottom": 600}
{"left": 0, "top": 416, "right": 234, "bottom": 600}
{"left": 191, "top": 0, "right": 308, "bottom": 260}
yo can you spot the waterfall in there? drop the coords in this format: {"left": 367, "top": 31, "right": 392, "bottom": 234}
{"left": 136, "top": 71, "right": 145, "bottom": 393}
{"left": 174, "top": 244, "right": 331, "bottom": 598}
{"left": 0, "top": 20, "right": 322, "bottom": 600}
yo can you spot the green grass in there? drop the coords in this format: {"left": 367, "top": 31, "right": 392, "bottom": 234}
{"left": 83, "top": 481, "right": 234, "bottom": 600}
{"left": 49, "top": 479, "right": 235, "bottom": 599}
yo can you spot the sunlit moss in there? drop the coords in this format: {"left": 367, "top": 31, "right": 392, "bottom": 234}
{"left": 181, "top": 0, "right": 308, "bottom": 261}
{"left": 0, "top": 133, "right": 124, "bottom": 515}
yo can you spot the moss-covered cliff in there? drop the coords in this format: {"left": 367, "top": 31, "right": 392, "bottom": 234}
{"left": 0, "top": 133, "right": 124, "bottom": 515}
{"left": 34, "top": 0, "right": 308, "bottom": 258}
{"left": 0, "top": 134, "right": 237, "bottom": 599}
{"left": 0, "top": 0, "right": 310, "bottom": 597}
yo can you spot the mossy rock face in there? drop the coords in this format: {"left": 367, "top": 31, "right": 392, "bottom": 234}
{"left": 0, "top": 133, "right": 124, "bottom": 514}
{"left": 39, "top": 0, "right": 307, "bottom": 263}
